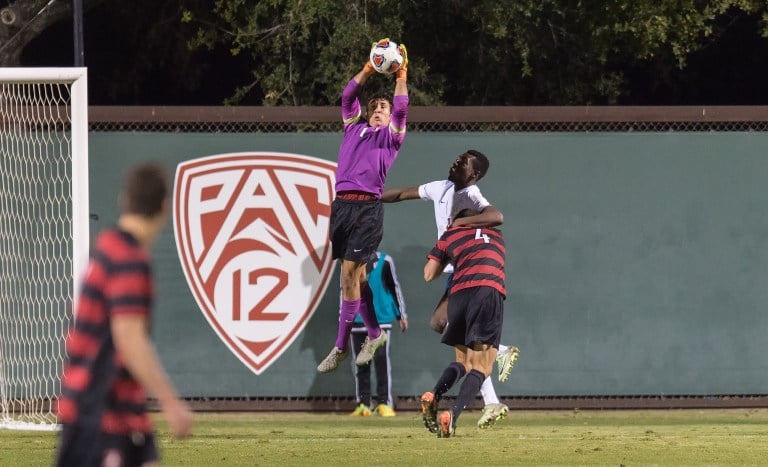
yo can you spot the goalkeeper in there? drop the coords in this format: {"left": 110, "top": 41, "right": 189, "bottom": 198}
{"left": 317, "top": 39, "right": 410, "bottom": 374}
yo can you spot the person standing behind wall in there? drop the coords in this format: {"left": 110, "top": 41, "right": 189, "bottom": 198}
{"left": 347, "top": 251, "right": 408, "bottom": 417}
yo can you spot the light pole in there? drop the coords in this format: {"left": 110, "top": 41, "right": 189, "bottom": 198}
{"left": 73, "top": 0, "right": 84, "bottom": 66}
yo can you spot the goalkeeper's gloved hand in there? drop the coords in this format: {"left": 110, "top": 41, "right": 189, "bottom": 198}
{"left": 362, "top": 60, "right": 376, "bottom": 76}
{"left": 395, "top": 43, "right": 408, "bottom": 81}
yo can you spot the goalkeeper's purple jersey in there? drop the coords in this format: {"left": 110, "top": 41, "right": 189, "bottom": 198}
{"left": 335, "top": 79, "right": 408, "bottom": 197}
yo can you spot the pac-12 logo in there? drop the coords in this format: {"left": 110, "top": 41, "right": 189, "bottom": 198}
{"left": 174, "top": 153, "right": 336, "bottom": 375}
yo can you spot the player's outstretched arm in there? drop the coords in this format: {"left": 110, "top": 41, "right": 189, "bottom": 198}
{"left": 342, "top": 51, "right": 376, "bottom": 122}
{"left": 111, "top": 315, "right": 193, "bottom": 439}
{"left": 394, "top": 43, "right": 408, "bottom": 97}
{"left": 451, "top": 205, "right": 504, "bottom": 228}
{"left": 381, "top": 186, "right": 420, "bottom": 202}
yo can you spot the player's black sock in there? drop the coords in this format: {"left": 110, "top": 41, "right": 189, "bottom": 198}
{"left": 452, "top": 369, "right": 485, "bottom": 421}
{"left": 433, "top": 362, "right": 466, "bottom": 400}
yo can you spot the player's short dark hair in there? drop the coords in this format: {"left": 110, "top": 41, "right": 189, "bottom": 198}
{"left": 467, "top": 149, "right": 489, "bottom": 180}
{"left": 121, "top": 163, "right": 168, "bottom": 217}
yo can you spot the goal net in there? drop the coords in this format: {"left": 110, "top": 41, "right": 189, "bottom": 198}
{"left": 0, "top": 68, "right": 89, "bottom": 430}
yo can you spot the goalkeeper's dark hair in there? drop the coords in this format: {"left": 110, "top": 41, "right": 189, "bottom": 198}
{"left": 120, "top": 163, "right": 168, "bottom": 217}
{"left": 466, "top": 149, "right": 489, "bottom": 181}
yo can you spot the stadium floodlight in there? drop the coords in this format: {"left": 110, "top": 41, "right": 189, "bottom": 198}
{"left": 0, "top": 67, "right": 88, "bottom": 430}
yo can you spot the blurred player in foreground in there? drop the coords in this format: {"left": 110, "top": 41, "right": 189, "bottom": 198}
{"left": 318, "top": 39, "right": 410, "bottom": 373}
{"left": 420, "top": 208, "right": 507, "bottom": 437}
{"left": 382, "top": 150, "right": 518, "bottom": 428}
{"left": 56, "top": 164, "right": 192, "bottom": 466}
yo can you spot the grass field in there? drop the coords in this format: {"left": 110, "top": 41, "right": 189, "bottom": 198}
{"left": 3, "top": 409, "right": 768, "bottom": 466}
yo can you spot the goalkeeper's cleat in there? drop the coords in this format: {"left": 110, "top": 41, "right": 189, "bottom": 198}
{"left": 349, "top": 403, "right": 372, "bottom": 417}
{"left": 375, "top": 403, "right": 396, "bottom": 417}
{"left": 317, "top": 347, "right": 348, "bottom": 373}
{"left": 477, "top": 403, "right": 509, "bottom": 429}
{"left": 420, "top": 391, "right": 439, "bottom": 433}
{"left": 355, "top": 332, "right": 387, "bottom": 366}
{"left": 437, "top": 410, "right": 455, "bottom": 438}
{"left": 497, "top": 346, "right": 520, "bottom": 382}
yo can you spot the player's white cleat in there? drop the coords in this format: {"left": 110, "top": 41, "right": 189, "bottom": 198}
{"left": 497, "top": 346, "right": 520, "bottom": 382}
{"left": 477, "top": 403, "right": 508, "bottom": 429}
{"left": 355, "top": 332, "right": 387, "bottom": 365}
{"left": 317, "top": 347, "right": 348, "bottom": 373}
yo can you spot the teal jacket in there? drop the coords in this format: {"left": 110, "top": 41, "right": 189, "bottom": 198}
{"left": 350, "top": 251, "right": 407, "bottom": 325}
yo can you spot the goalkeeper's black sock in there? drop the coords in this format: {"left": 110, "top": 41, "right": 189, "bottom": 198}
{"left": 433, "top": 362, "right": 466, "bottom": 400}
{"left": 452, "top": 369, "right": 485, "bottom": 421}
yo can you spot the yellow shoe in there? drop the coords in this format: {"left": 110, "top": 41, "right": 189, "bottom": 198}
{"left": 375, "top": 403, "right": 396, "bottom": 417}
{"left": 350, "top": 403, "right": 371, "bottom": 416}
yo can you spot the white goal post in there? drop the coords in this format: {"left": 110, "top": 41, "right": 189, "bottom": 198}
{"left": 0, "top": 68, "right": 89, "bottom": 430}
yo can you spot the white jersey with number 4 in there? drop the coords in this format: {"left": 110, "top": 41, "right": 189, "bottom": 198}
{"left": 418, "top": 180, "right": 491, "bottom": 273}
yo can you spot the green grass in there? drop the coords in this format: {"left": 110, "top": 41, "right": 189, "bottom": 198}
{"left": 3, "top": 409, "right": 768, "bottom": 466}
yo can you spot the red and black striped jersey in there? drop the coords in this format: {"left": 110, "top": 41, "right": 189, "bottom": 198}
{"left": 428, "top": 226, "right": 506, "bottom": 297}
{"left": 57, "top": 228, "right": 154, "bottom": 434}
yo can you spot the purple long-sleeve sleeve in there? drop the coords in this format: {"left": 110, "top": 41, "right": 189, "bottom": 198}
{"left": 341, "top": 79, "right": 363, "bottom": 124}
{"left": 335, "top": 79, "right": 409, "bottom": 197}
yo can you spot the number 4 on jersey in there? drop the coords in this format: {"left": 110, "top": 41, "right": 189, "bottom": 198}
{"left": 475, "top": 229, "right": 490, "bottom": 243}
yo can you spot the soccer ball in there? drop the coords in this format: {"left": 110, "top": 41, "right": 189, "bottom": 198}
{"left": 369, "top": 39, "right": 403, "bottom": 75}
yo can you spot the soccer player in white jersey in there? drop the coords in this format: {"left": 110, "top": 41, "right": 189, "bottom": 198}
{"left": 382, "top": 149, "right": 519, "bottom": 429}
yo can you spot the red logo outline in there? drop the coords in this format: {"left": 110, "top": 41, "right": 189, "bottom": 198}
{"left": 173, "top": 152, "right": 336, "bottom": 375}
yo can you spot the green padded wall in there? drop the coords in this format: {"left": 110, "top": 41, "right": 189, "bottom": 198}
{"left": 88, "top": 131, "right": 768, "bottom": 397}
